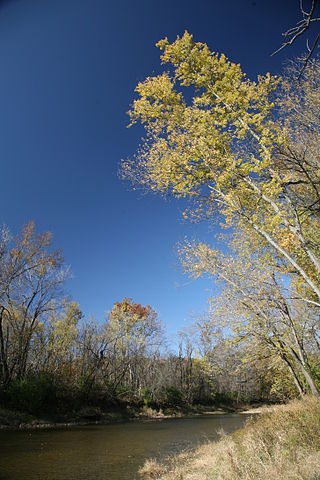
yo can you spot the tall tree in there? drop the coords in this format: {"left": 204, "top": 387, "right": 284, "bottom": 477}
{"left": 180, "top": 236, "right": 320, "bottom": 396}
{"left": 0, "top": 222, "right": 67, "bottom": 385}
{"left": 103, "top": 298, "right": 163, "bottom": 400}
{"left": 122, "top": 32, "right": 320, "bottom": 304}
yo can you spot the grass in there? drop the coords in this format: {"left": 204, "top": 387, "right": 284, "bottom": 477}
{"left": 139, "top": 396, "right": 320, "bottom": 480}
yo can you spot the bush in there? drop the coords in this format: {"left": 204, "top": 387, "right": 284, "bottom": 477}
{"left": 163, "top": 386, "right": 184, "bottom": 407}
{"left": 141, "top": 388, "right": 153, "bottom": 407}
{"left": 7, "top": 374, "right": 57, "bottom": 414}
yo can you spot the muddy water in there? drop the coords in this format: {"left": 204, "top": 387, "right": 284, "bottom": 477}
{"left": 0, "top": 414, "right": 247, "bottom": 480}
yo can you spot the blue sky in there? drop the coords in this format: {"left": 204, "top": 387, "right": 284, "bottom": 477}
{"left": 0, "top": 0, "right": 311, "bottom": 340}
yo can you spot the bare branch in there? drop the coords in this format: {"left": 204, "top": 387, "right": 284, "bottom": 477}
{"left": 272, "top": 0, "right": 320, "bottom": 76}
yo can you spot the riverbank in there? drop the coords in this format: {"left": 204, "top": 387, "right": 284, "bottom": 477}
{"left": 139, "top": 396, "right": 320, "bottom": 480}
{"left": 0, "top": 406, "right": 133, "bottom": 429}
{"left": 0, "top": 403, "right": 239, "bottom": 430}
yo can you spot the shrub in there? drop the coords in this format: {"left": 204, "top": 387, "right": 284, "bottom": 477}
{"left": 7, "top": 374, "right": 56, "bottom": 414}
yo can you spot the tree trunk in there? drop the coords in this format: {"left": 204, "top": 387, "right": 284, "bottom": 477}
{"left": 0, "top": 307, "right": 10, "bottom": 385}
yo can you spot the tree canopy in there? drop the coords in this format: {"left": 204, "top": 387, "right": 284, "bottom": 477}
{"left": 123, "top": 31, "right": 320, "bottom": 304}
{"left": 123, "top": 32, "right": 320, "bottom": 398}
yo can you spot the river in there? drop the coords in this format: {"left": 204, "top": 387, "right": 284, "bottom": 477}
{"left": 0, "top": 414, "right": 247, "bottom": 480}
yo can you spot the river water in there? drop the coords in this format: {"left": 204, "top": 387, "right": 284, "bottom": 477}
{"left": 0, "top": 414, "right": 247, "bottom": 480}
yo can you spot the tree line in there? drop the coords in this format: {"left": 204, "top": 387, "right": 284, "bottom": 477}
{"left": 0, "top": 222, "right": 298, "bottom": 417}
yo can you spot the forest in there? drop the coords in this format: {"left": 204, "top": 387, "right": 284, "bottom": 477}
{"left": 1, "top": 38, "right": 320, "bottom": 422}
{"left": 0, "top": 222, "right": 282, "bottom": 420}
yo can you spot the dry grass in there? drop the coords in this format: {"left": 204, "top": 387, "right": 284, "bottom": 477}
{"left": 139, "top": 460, "right": 167, "bottom": 478}
{"left": 139, "top": 396, "right": 320, "bottom": 480}
{"left": 140, "top": 407, "right": 164, "bottom": 417}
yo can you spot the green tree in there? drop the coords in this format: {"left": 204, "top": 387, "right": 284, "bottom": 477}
{"left": 46, "top": 301, "right": 82, "bottom": 378}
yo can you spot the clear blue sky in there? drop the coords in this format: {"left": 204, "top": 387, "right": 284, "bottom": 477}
{"left": 0, "top": 0, "right": 311, "bottom": 339}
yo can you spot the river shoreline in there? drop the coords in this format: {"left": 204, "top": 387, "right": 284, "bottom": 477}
{"left": 0, "top": 403, "right": 262, "bottom": 431}
{"left": 0, "top": 410, "right": 248, "bottom": 480}
{"left": 139, "top": 397, "right": 320, "bottom": 480}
